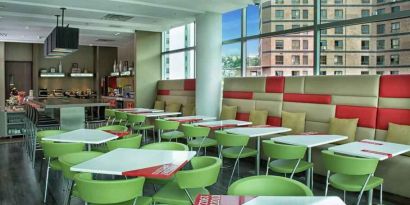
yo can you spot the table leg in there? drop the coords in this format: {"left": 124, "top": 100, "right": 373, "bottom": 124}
{"left": 307, "top": 147, "right": 312, "bottom": 189}
{"left": 256, "top": 137, "right": 261, "bottom": 175}
{"left": 87, "top": 144, "right": 91, "bottom": 151}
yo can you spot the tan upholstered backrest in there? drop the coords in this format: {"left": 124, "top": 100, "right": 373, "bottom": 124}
{"left": 156, "top": 79, "right": 195, "bottom": 113}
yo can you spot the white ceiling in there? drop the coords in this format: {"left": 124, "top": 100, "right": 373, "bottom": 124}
{"left": 0, "top": 0, "right": 253, "bottom": 47}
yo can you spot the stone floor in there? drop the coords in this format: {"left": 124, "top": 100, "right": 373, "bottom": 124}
{"left": 0, "top": 139, "right": 409, "bottom": 205}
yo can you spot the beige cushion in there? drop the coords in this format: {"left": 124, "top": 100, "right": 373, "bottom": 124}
{"left": 165, "top": 103, "right": 181, "bottom": 112}
{"left": 329, "top": 117, "right": 359, "bottom": 144}
{"left": 154, "top": 101, "right": 165, "bottom": 110}
{"left": 282, "top": 111, "right": 306, "bottom": 134}
{"left": 386, "top": 123, "right": 410, "bottom": 156}
{"left": 182, "top": 104, "right": 195, "bottom": 116}
{"left": 220, "top": 105, "right": 238, "bottom": 120}
{"left": 249, "top": 110, "right": 268, "bottom": 126}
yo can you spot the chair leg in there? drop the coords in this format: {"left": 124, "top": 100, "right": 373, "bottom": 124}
{"left": 43, "top": 158, "right": 51, "bottom": 203}
{"left": 356, "top": 174, "right": 372, "bottom": 205}
{"left": 184, "top": 189, "right": 194, "bottom": 205}
{"left": 325, "top": 170, "right": 330, "bottom": 196}
{"left": 265, "top": 157, "right": 270, "bottom": 176}
{"left": 65, "top": 180, "right": 74, "bottom": 205}
{"left": 343, "top": 191, "right": 346, "bottom": 202}
{"left": 228, "top": 147, "right": 244, "bottom": 186}
{"left": 380, "top": 184, "right": 383, "bottom": 205}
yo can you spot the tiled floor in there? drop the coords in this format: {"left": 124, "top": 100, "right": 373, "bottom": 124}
{"left": 0, "top": 140, "right": 408, "bottom": 205}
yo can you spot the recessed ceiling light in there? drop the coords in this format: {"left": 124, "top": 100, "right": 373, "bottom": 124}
{"left": 114, "top": 32, "right": 120, "bottom": 36}
{"left": 89, "top": 44, "right": 93, "bottom": 46}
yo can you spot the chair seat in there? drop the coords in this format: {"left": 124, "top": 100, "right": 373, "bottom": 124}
{"left": 269, "top": 159, "right": 313, "bottom": 174}
{"left": 161, "top": 131, "right": 184, "bottom": 140}
{"left": 188, "top": 138, "right": 217, "bottom": 148}
{"left": 153, "top": 181, "right": 209, "bottom": 205}
{"left": 89, "top": 196, "right": 152, "bottom": 205}
{"left": 221, "top": 147, "right": 258, "bottom": 158}
{"left": 133, "top": 125, "right": 154, "bottom": 131}
{"left": 329, "top": 174, "right": 383, "bottom": 192}
{"left": 50, "top": 160, "right": 62, "bottom": 170}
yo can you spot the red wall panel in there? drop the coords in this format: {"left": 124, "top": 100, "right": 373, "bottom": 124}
{"left": 336, "top": 105, "right": 377, "bottom": 128}
{"left": 184, "top": 79, "right": 196, "bottom": 91}
{"left": 223, "top": 91, "right": 253, "bottom": 99}
{"left": 265, "top": 76, "right": 285, "bottom": 93}
{"left": 377, "top": 108, "right": 410, "bottom": 130}
{"left": 284, "top": 93, "right": 332, "bottom": 104}
{"left": 379, "top": 75, "right": 410, "bottom": 98}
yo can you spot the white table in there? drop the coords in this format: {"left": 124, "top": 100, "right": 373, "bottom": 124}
{"left": 42, "top": 128, "right": 118, "bottom": 150}
{"left": 140, "top": 112, "right": 181, "bottom": 118}
{"left": 165, "top": 115, "right": 216, "bottom": 123}
{"left": 226, "top": 127, "right": 291, "bottom": 175}
{"left": 193, "top": 120, "right": 252, "bottom": 130}
{"left": 271, "top": 135, "right": 347, "bottom": 189}
{"left": 71, "top": 148, "right": 196, "bottom": 179}
{"left": 329, "top": 139, "right": 410, "bottom": 205}
{"left": 194, "top": 195, "right": 346, "bottom": 205}
{"left": 118, "top": 108, "right": 163, "bottom": 113}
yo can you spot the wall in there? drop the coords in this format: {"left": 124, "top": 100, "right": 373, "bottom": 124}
{"left": 5, "top": 42, "right": 32, "bottom": 62}
{"left": 0, "top": 42, "right": 5, "bottom": 109}
{"left": 96, "top": 46, "right": 118, "bottom": 97}
{"left": 135, "top": 31, "right": 161, "bottom": 108}
{"left": 117, "top": 37, "right": 135, "bottom": 66}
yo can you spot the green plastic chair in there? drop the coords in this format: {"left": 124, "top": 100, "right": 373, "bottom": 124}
{"left": 97, "top": 125, "right": 128, "bottom": 132}
{"left": 41, "top": 141, "right": 85, "bottom": 203}
{"left": 182, "top": 124, "right": 215, "bottom": 156}
{"left": 153, "top": 156, "right": 222, "bottom": 205}
{"left": 74, "top": 173, "right": 152, "bottom": 205}
{"left": 114, "top": 111, "right": 129, "bottom": 125}
{"left": 262, "top": 140, "right": 313, "bottom": 181}
{"left": 107, "top": 134, "right": 142, "bottom": 151}
{"left": 141, "top": 142, "right": 189, "bottom": 151}
{"left": 127, "top": 113, "right": 155, "bottom": 142}
{"left": 59, "top": 151, "right": 103, "bottom": 205}
{"left": 105, "top": 109, "right": 116, "bottom": 125}
{"left": 37, "top": 129, "right": 66, "bottom": 142}
{"left": 215, "top": 131, "right": 257, "bottom": 186}
{"left": 322, "top": 150, "right": 383, "bottom": 205}
{"left": 155, "top": 119, "right": 184, "bottom": 142}
{"left": 228, "top": 175, "right": 313, "bottom": 196}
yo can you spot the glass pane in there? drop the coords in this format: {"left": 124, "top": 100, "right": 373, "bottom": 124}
{"left": 246, "top": 39, "right": 261, "bottom": 76}
{"left": 222, "top": 43, "right": 242, "bottom": 77}
{"left": 260, "top": 31, "right": 314, "bottom": 76}
{"left": 247, "top": 5, "right": 261, "bottom": 36}
{"left": 162, "top": 23, "right": 194, "bottom": 52}
{"left": 320, "top": 17, "right": 410, "bottom": 75}
{"left": 261, "top": 0, "right": 314, "bottom": 34}
{"left": 162, "top": 50, "right": 195, "bottom": 80}
{"left": 320, "top": 0, "right": 410, "bottom": 23}
{"left": 223, "top": 9, "right": 242, "bottom": 41}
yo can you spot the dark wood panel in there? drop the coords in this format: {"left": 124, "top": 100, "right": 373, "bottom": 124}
{"left": 5, "top": 61, "right": 33, "bottom": 98}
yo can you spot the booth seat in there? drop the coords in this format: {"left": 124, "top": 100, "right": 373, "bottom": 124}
{"left": 156, "top": 79, "right": 196, "bottom": 115}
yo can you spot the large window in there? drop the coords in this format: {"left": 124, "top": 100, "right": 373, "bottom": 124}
{"left": 222, "top": 0, "right": 410, "bottom": 76}
{"left": 162, "top": 23, "right": 195, "bottom": 79}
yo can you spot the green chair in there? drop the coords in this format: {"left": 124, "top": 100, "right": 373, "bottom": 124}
{"left": 105, "top": 109, "right": 117, "bottom": 125}
{"left": 155, "top": 119, "right": 184, "bottom": 142}
{"left": 322, "top": 150, "right": 383, "bottom": 205}
{"left": 153, "top": 156, "right": 222, "bottom": 205}
{"left": 37, "top": 129, "right": 66, "bottom": 142}
{"left": 141, "top": 142, "right": 189, "bottom": 151}
{"left": 215, "top": 131, "right": 257, "bottom": 186}
{"left": 74, "top": 173, "right": 152, "bottom": 205}
{"left": 228, "top": 175, "right": 313, "bottom": 196}
{"left": 59, "top": 151, "right": 103, "bottom": 205}
{"left": 262, "top": 140, "right": 313, "bottom": 182}
{"left": 182, "top": 124, "right": 215, "bottom": 156}
{"left": 114, "top": 111, "right": 129, "bottom": 125}
{"left": 97, "top": 125, "right": 128, "bottom": 132}
{"left": 41, "top": 141, "right": 85, "bottom": 203}
{"left": 127, "top": 113, "right": 155, "bottom": 142}
{"left": 107, "top": 134, "right": 142, "bottom": 151}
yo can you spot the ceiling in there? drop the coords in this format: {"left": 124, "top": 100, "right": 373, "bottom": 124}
{"left": 0, "top": 0, "right": 253, "bottom": 47}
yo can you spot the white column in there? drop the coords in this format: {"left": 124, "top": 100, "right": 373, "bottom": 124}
{"left": 195, "top": 12, "right": 222, "bottom": 118}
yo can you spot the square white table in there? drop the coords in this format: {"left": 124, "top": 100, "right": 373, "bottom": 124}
{"left": 165, "top": 115, "right": 217, "bottom": 123}
{"left": 119, "top": 108, "right": 163, "bottom": 113}
{"left": 42, "top": 128, "right": 118, "bottom": 150}
{"left": 271, "top": 134, "right": 347, "bottom": 189}
{"left": 71, "top": 148, "right": 197, "bottom": 179}
{"left": 140, "top": 112, "right": 181, "bottom": 118}
{"left": 194, "top": 195, "right": 346, "bottom": 205}
{"left": 225, "top": 127, "right": 292, "bottom": 175}
{"left": 329, "top": 139, "right": 410, "bottom": 205}
{"left": 193, "top": 120, "right": 252, "bottom": 130}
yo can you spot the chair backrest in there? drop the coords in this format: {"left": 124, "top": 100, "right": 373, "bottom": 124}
{"left": 115, "top": 111, "right": 128, "bottom": 121}
{"left": 228, "top": 175, "right": 313, "bottom": 196}
{"left": 37, "top": 130, "right": 66, "bottom": 140}
{"left": 107, "top": 135, "right": 142, "bottom": 151}
{"left": 176, "top": 156, "right": 222, "bottom": 189}
{"left": 322, "top": 150, "right": 379, "bottom": 175}
{"left": 141, "top": 142, "right": 189, "bottom": 151}
{"left": 59, "top": 151, "right": 103, "bottom": 180}
{"left": 215, "top": 131, "right": 250, "bottom": 147}
{"left": 262, "top": 140, "right": 307, "bottom": 160}
{"left": 182, "top": 124, "right": 210, "bottom": 138}
{"left": 97, "top": 125, "right": 128, "bottom": 131}
{"left": 105, "top": 109, "right": 116, "bottom": 119}
{"left": 126, "top": 114, "right": 146, "bottom": 124}
{"left": 155, "top": 119, "right": 180, "bottom": 131}
{"left": 75, "top": 173, "right": 145, "bottom": 204}
{"left": 41, "top": 141, "right": 85, "bottom": 158}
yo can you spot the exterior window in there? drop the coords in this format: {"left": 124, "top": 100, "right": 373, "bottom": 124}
{"left": 335, "top": 27, "right": 344, "bottom": 34}
{"left": 320, "top": 71, "right": 327, "bottom": 75}
{"left": 391, "top": 22, "right": 400, "bottom": 33}
{"left": 303, "top": 10, "right": 309, "bottom": 19}
{"left": 362, "top": 0, "right": 370, "bottom": 3}
{"left": 377, "top": 24, "right": 385, "bottom": 34}
{"left": 292, "top": 55, "right": 300, "bottom": 65}
{"left": 321, "top": 0, "right": 328, "bottom": 4}
{"left": 276, "top": 10, "right": 284, "bottom": 19}
{"left": 303, "top": 40, "right": 309, "bottom": 50}
{"left": 292, "top": 10, "right": 300, "bottom": 19}
{"left": 303, "top": 55, "right": 309, "bottom": 65}
{"left": 276, "top": 25, "right": 284, "bottom": 31}
{"left": 335, "top": 0, "right": 343, "bottom": 4}
{"left": 276, "top": 0, "right": 284, "bottom": 4}
{"left": 377, "top": 56, "right": 384, "bottom": 65}
{"left": 376, "top": 71, "right": 384, "bottom": 75}
{"left": 361, "top": 25, "right": 370, "bottom": 34}
{"left": 376, "top": 8, "right": 385, "bottom": 15}
{"left": 276, "top": 55, "right": 284, "bottom": 65}
{"left": 321, "top": 40, "right": 327, "bottom": 50}
{"left": 390, "top": 55, "right": 399, "bottom": 65}
{"left": 275, "top": 40, "right": 284, "bottom": 49}
{"left": 292, "top": 24, "right": 301, "bottom": 29}
{"left": 361, "top": 71, "right": 369, "bottom": 75}
{"left": 335, "top": 9, "right": 344, "bottom": 19}
{"left": 292, "top": 0, "right": 301, "bottom": 4}
{"left": 275, "top": 71, "right": 284, "bottom": 76}
{"left": 320, "top": 56, "right": 327, "bottom": 65}
{"left": 361, "top": 9, "right": 370, "bottom": 17}
{"left": 303, "top": 0, "right": 309, "bottom": 4}
{"left": 377, "top": 40, "right": 385, "bottom": 50}
{"left": 335, "top": 40, "right": 344, "bottom": 50}
{"left": 391, "top": 6, "right": 400, "bottom": 13}
{"left": 334, "top": 71, "right": 343, "bottom": 75}
{"left": 361, "top": 40, "right": 370, "bottom": 50}
{"left": 361, "top": 56, "right": 369, "bottom": 65}
{"left": 321, "top": 9, "right": 327, "bottom": 19}
{"left": 390, "top": 71, "right": 399, "bottom": 75}
{"left": 335, "top": 56, "right": 343, "bottom": 65}
{"left": 292, "top": 71, "right": 300, "bottom": 76}
{"left": 292, "top": 40, "right": 301, "bottom": 49}
{"left": 391, "top": 39, "right": 400, "bottom": 49}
